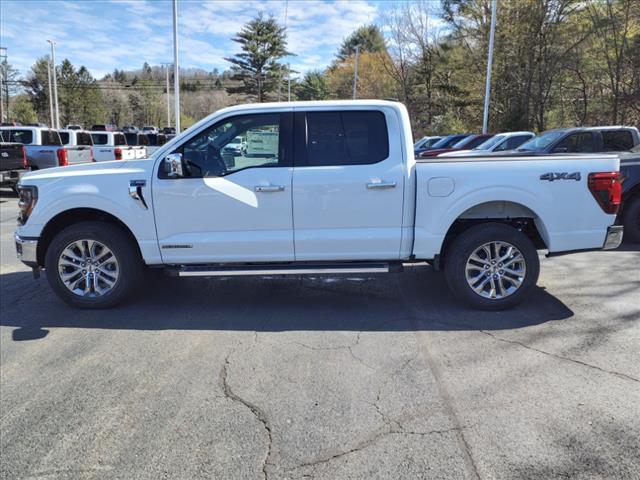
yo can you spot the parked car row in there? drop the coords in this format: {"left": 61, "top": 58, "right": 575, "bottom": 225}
{"left": 415, "top": 125, "right": 640, "bottom": 244}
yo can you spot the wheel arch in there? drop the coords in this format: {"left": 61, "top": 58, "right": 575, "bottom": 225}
{"left": 37, "top": 208, "right": 141, "bottom": 267}
{"left": 437, "top": 200, "right": 548, "bottom": 267}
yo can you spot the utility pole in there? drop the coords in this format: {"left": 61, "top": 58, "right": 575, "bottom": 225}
{"left": 47, "top": 59, "right": 54, "bottom": 127}
{"left": 161, "top": 62, "right": 172, "bottom": 127}
{"left": 47, "top": 40, "right": 60, "bottom": 129}
{"left": 482, "top": 0, "right": 497, "bottom": 134}
{"left": 0, "top": 47, "right": 5, "bottom": 123}
{"left": 172, "top": 0, "right": 180, "bottom": 131}
{"left": 352, "top": 44, "right": 360, "bottom": 100}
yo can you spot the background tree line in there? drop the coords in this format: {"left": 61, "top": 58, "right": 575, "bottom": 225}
{"left": 3, "top": 0, "right": 638, "bottom": 137}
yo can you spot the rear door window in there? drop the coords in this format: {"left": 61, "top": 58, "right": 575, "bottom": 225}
{"left": 554, "top": 132, "right": 594, "bottom": 153}
{"left": 304, "top": 111, "right": 389, "bottom": 166}
{"left": 602, "top": 130, "right": 634, "bottom": 151}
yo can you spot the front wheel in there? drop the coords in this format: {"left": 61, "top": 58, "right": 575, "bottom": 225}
{"left": 444, "top": 223, "right": 540, "bottom": 310}
{"left": 45, "top": 221, "right": 142, "bottom": 308}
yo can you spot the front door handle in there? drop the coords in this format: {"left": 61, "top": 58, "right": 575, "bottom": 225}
{"left": 366, "top": 181, "right": 397, "bottom": 190}
{"left": 254, "top": 185, "right": 285, "bottom": 192}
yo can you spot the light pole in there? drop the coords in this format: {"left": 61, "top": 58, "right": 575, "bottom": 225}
{"left": 482, "top": 0, "right": 497, "bottom": 134}
{"left": 0, "top": 47, "right": 6, "bottom": 122}
{"left": 352, "top": 44, "right": 360, "bottom": 100}
{"left": 47, "top": 40, "right": 60, "bottom": 129}
{"left": 161, "top": 62, "right": 172, "bottom": 127}
{"left": 47, "top": 59, "right": 54, "bottom": 127}
{"left": 172, "top": 0, "right": 180, "bottom": 131}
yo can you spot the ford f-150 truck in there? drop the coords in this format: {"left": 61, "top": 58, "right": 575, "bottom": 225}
{"left": 0, "top": 131, "right": 27, "bottom": 191}
{"left": 91, "top": 132, "right": 138, "bottom": 162}
{"left": 14, "top": 100, "right": 624, "bottom": 310}
{"left": 58, "top": 129, "right": 94, "bottom": 164}
{"left": 0, "top": 126, "right": 92, "bottom": 170}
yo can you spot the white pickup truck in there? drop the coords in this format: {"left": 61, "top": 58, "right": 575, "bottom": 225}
{"left": 15, "top": 100, "right": 623, "bottom": 310}
{"left": 90, "top": 132, "right": 140, "bottom": 162}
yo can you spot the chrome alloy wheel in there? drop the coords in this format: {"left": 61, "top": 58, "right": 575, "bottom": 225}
{"left": 58, "top": 239, "right": 120, "bottom": 297}
{"left": 464, "top": 241, "right": 526, "bottom": 299}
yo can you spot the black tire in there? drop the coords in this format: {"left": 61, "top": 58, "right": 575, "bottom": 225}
{"left": 622, "top": 194, "right": 640, "bottom": 243}
{"left": 44, "top": 221, "right": 143, "bottom": 309}
{"left": 444, "top": 223, "right": 540, "bottom": 310}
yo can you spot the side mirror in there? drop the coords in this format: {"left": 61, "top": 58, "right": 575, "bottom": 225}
{"left": 164, "top": 153, "right": 184, "bottom": 177}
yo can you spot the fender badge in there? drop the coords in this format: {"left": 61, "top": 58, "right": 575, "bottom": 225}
{"left": 540, "top": 172, "right": 581, "bottom": 182}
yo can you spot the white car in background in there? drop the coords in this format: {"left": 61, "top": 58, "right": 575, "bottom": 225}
{"left": 439, "top": 131, "right": 535, "bottom": 157}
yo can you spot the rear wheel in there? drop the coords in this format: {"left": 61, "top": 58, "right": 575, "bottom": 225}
{"left": 622, "top": 195, "right": 640, "bottom": 243}
{"left": 444, "top": 223, "right": 540, "bottom": 310}
{"left": 45, "top": 221, "right": 142, "bottom": 308}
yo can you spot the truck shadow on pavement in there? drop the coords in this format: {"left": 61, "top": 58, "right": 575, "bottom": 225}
{"left": 1, "top": 265, "right": 575, "bottom": 341}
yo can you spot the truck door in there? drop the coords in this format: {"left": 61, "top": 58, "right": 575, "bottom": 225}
{"left": 292, "top": 109, "right": 405, "bottom": 261}
{"left": 152, "top": 112, "right": 295, "bottom": 263}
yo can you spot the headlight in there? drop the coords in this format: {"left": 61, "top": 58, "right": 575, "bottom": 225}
{"left": 17, "top": 185, "right": 38, "bottom": 225}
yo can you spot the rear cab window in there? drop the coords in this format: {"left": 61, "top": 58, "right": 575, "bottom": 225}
{"left": 77, "top": 132, "right": 93, "bottom": 146}
{"left": 59, "top": 131, "right": 70, "bottom": 145}
{"left": 114, "top": 134, "right": 127, "bottom": 146}
{"left": 304, "top": 111, "right": 389, "bottom": 166}
{"left": 91, "top": 133, "right": 108, "bottom": 145}
{"left": 41, "top": 130, "right": 62, "bottom": 146}
{"left": 4, "top": 129, "right": 33, "bottom": 144}
{"left": 602, "top": 130, "right": 634, "bottom": 151}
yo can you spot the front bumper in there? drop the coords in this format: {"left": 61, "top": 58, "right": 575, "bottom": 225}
{"left": 603, "top": 225, "right": 624, "bottom": 250}
{"left": 15, "top": 234, "right": 39, "bottom": 268}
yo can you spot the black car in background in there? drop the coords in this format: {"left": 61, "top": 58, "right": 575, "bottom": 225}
{"left": 619, "top": 145, "right": 640, "bottom": 243}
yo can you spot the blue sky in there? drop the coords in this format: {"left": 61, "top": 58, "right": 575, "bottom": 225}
{"left": 0, "top": 0, "right": 400, "bottom": 79}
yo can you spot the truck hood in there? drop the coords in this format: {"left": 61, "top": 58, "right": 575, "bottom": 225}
{"left": 19, "top": 159, "right": 153, "bottom": 185}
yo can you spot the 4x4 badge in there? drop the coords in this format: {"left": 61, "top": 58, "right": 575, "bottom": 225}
{"left": 540, "top": 172, "right": 581, "bottom": 182}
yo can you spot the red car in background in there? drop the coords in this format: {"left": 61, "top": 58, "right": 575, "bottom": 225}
{"left": 419, "top": 134, "right": 494, "bottom": 158}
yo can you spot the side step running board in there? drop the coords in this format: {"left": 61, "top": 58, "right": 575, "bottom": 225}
{"left": 166, "top": 262, "right": 403, "bottom": 277}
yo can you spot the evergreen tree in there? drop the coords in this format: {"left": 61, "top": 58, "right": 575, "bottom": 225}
{"left": 225, "top": 13, "right": 291, "bottom": 102}
{"left": 336, "top": 25, "right": 387, "bottom": 62}
{"left": 296, "top": 70, "right": 331, "bottom": 100}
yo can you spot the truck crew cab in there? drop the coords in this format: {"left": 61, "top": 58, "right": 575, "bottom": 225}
{"left": 15, "top": 101, "right": 623, "bottom": 310}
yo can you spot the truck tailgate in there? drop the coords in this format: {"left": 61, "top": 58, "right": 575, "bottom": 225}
{"left": 0, "top": 143, "right": 24, "bottom": 171}
{"left": 65, "top": 146, "right": 93, "bottom": 165}
{"left": 413, "top": 154, "right": 621, "bottom": 258}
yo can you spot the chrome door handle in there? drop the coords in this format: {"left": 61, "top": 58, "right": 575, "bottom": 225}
{"left": 254, "top": 185, "right": 285, "bottom": 192}
{"left": 366, "top": 181, "right": 397, "bottom": 190}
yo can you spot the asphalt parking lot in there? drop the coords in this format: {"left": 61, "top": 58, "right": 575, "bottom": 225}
{"left": 1, "top": 190, "right": 639, "bottom": 480}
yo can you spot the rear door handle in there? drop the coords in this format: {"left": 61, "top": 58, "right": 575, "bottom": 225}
{"left": 254, "top": 185, "right": 285, "bottom": 192}
{"left": 366, "top": 181, "right": 397, "bottom": 190}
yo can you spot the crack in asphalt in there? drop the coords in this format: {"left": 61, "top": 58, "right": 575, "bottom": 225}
{"left": 292, "top": 331, "right": 377, "bottom": 371}
{"left": 288, "top": 425, "right": 467, "bottom": 473}
{"left": 220, "top": 354, "right": 273, "bottom": 480}
{"left": 480, "top": 331, "right": 640, "bottom": 383}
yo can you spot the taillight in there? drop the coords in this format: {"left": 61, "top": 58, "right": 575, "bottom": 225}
{"left": 90, "top": 147, "right": 95, "bottom": 162}
{"left": 22, "top": 146, "right": 28, "bottom": 169}
{"left": 114, "top": 147, "right": 123, "bottom": 160}
{"left": 588, "top": 172, "right": 622, "bottom": 214}
{"left": 57, "top": 148, "right": 68, "bottom": 166}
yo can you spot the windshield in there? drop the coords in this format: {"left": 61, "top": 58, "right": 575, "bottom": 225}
{"left": 474, "top": 135, "right": 505, "bottom": 150}
{"left": 231, "top": 137, "right": 243, "bottom": 144}
{"left": 517, "top": 131, "right": 564, "bottom": 151}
